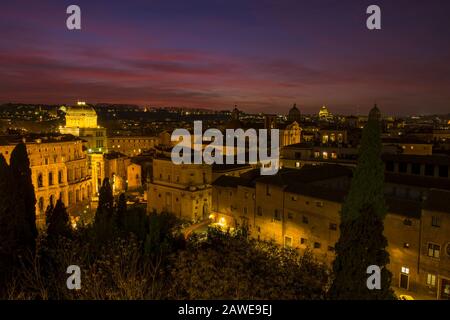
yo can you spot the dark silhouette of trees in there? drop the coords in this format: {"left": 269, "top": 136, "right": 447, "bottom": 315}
{"left": 46, "top": 199, "right": 71, "bottom": 241}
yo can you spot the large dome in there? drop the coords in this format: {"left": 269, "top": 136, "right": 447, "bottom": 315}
{"left": 66, "top": 105, "right": 97, "bottom": 117}
{"left": 65, "top": 103, "right": 98, "bottom": 128}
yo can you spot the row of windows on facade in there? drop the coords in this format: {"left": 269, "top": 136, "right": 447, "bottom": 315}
{"left": 386, "top": 161, "right": 449, "bottom": 178}
{"left": 110, "top": 139, "right": 155, "bottom": 144}
{"left": 282, "top": 234, "right": 334, "bottom": 252}
{"left": 401, "top": 267, "right": 450, "bottom": 295}
{"left": 158, "top": 173, "right": 208, "bottom": 183}
{"left": 36, "top": 168, "right": 86, "bottom": 187}
{"left": 402, "top": 216, "right": 442, "bottom": 228}
{"left": 157, "top": 193, "right": 209, "bottom": 203}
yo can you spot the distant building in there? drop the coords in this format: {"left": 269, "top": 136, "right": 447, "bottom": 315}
{"left": 60, "top": 102, "right": 107, "bottom": 154}
{"left": 107, "top": 136, "right": 159, "bottom": 157}
{"left": 318, "top": 105, "right": 333, "bottom": 121}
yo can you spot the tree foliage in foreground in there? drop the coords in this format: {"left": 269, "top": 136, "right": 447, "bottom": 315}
{"left": 329, "top": 106, "right": 395, "bottom": 300}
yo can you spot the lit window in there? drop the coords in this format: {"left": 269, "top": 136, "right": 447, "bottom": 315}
{"left": 427, "top": 274, "right": 436, "bottom": 287}
{"left": 284, "top": 236, "right": 292, "bottom": 248}
{"left": 428, "top": 243, "right": 440, "bottom": 259}
{"left": 401, "top": 267, "right": 410, "bottom": 274}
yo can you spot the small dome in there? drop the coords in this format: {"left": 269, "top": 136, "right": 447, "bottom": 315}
{"left": 369, "top": 104, "right": 381, "bottom": 120}
{"left": 288, "top": 103, "right": 301, "bottom": 122}
{"left": 289, "top": 104, "right": 300, "bottom": 115}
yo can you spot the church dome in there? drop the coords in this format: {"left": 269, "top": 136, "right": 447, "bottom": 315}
{"left": 65, "top": 102, "right": 98, "bottom": 128}
{"left": 288, "top": 103, "right": 301, "bottom": 122}
{"left": 66, "top": 105, "right": 97, "bottom": 117}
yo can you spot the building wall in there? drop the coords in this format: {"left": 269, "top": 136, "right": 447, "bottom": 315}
{"left": 127, "top": 163, "right": 142, "bottom": 190}
{"left": 211, "top": 181, "right": 450, "bottom": 299}
{"left": 420, "top": 209, "right": 450, "bottom": 299}
{"left": 108, "top": 136, "right": 159, "bottom": 156}
{"left": 147, "top": 158, "right": 212, "bottom": 221}
{"left": 0, "top": 139, "right": 92, "bottom": 226}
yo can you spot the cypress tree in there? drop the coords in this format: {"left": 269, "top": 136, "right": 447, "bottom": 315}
{"left": 328, "top": 105, "right": 395, "bottom": 300}
{"left": 116, "top": 193, "right": 127, "bottom": 230}
{"left": 47, "top": 199, "right": 71, "bottom": 241}
{"left": 9, "top": 142, "right": 37, "bottom": 253}
{"left": 94, "top": 178, "right": 114, "bottom": 240}
{"left": 0, "top": 154, "right": 17, "bottom": 285}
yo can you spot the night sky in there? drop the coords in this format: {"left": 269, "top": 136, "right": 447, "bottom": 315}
{"left": 1, "top": 0, "right": 449, "bottom": 115}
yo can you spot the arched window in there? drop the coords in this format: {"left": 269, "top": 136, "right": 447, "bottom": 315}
{"left": 37, "top": 173, "right": 43, "bottom": 188}
{"left": 38, "top": 197, "right": 44, "bottom": 213}
{"left": 48, "top": 172, "right": 54, "bottom": 186}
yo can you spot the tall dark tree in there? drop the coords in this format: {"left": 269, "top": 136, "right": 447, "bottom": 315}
{"left": 46, "top": 199, "right": 71, "bottom": 241}
{"left": 94, "top": 178, "right": 114, "bottom": 240}
{"left": 116, "top": 193, "right": 127, "bottom": 230}
{"left": 328, "top": 106, "right": 395, "bottom": 300}
{"left": 0, "top": 155, "right": 18, "bottom": 286}
{"left": 9, "top": 142, "right": 37, "bottom": 253}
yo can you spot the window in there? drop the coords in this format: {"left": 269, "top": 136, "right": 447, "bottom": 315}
{"left": 38, "top": 197, "right": 44, "bottom": 213}
{"left": 48, "top": 172, "right": 54, "bottom": 186}
{"left": 428, "top": 243, "right": 440, "bottom": 259}
{"left": 431, "top": 216, "right": 440, "bottom": 227}
{"left": 411, "top": 163, "right": 421, "bottom": 175}
{"left": 314, "top": 242, "right": 321, "bottom": 249}
{"left": 266, "top": 185, "right": 271, "bottom": 196}
{"left": 328, "top": 246, "right": 335, "bottom": 252}
{"left": 439, "top": 165, "right": 449, "bottom": 178}
{"left": 329, "top": 223, "right": 337, "bottom": 231}
{"left": 274, "top": 210, "right": 281, "bottom": 221}
{"left": 316, "top": 201, "right": 324, "bottom": 207}
{"left": 37, "top": 173, "right": 43, "bottom": 188}
{"left": 403, "top": 219, "right": 412, "bottom": 226}
{"left": 302, "top": 216, "right": 309, "bottom": 224}
{"left": 288, "top": 212, "right": 293, "bottom": 220}
{"left": 257, "top": 206, "right": 262, "bottom": 216}
{"left": 58, "top": 171, "right": 63, "bottom": 184}
{"left": 401, "top": 266, "right": 410, "bottom": 274}
{"left": 404, "top": 243, "right": 410, "bottom": 249}
{"left": 291, "top": 195, "right": 297, "bottom": 201}
{"left": 243, "top": 207, "right": 247, "bottom": 215}
{"left": 399, "top": 162, "right": 407, "bottom": 173}
{"left": 300, "top": 238, "right": 307, "bottom": 245}
{"left": 425, "top": 164, "right": 434, "bottom": 176}
{"left": 284, "top": 236, "right": 292, "bottom": 248}
{"left": 427, "top": 274, "right": 436, "bottom": 287}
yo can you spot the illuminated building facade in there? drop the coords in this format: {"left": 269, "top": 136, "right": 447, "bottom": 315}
{"left": 107, "top": 136, "right": 159, "bottom": 157}
{"left": 212, "top": 164, "right": 450, "bottom": 299}
{"left": 0, "top": 135, "right": 92, "bottom": 227}
{"left": 60, "top": 102, "right": 108, "bottom": 154}
{"left": 147, "top": 155, "right": 212, "bottom": 221}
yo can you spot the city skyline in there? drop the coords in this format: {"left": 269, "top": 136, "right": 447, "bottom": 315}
{"left": 1, "top": 0, "right": 450, "bottom": 115}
